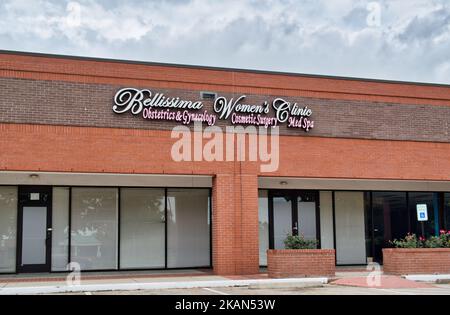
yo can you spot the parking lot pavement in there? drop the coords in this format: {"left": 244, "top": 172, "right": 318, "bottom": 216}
{"left": 55, "top": 284, "right": 450, "bottom": 295}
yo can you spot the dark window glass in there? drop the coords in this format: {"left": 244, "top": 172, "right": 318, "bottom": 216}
{"left": 258, "top": 190, "right": 269, "bottom": 266}
{"left": 444, "top": 193, "right": 450, "bottom": 231}
{"left": 364, "top": 192, "right": 372, "bottom": 259}
{"left": 372, "top": 192, "right": 408, "bottom": 261}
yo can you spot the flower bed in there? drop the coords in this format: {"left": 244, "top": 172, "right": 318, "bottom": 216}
{"left": 383, "top": 230, "right": 450, "bottom": 275}
{"left": 390, "top": 230, "right": 450, "bottom": 249}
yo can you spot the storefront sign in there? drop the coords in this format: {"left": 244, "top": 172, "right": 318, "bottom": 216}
{"left": 113, "top": 88, "right": 315, "bottom": 131}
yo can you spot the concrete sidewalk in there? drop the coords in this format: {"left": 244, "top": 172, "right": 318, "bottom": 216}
{"left": 0, "top": 274, "right": 328, "bottom": 295}
{"left": 1, "top": 269, "right": 449, "bottom": 295}
{"left": 331, "top": 275, "right": 434, "bottom": 289}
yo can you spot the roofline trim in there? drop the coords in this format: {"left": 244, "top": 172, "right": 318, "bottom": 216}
{"left": 1, "top": 49, "right": 449, "bottom": 88}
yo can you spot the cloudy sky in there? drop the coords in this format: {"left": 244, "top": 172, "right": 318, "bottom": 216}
{"left": 0, "top": 0, "right": 449, "bottom": 84}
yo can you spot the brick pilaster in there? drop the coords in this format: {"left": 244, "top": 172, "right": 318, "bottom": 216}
{"left": 212, "top": 170, "right": 259, "bottom": 275}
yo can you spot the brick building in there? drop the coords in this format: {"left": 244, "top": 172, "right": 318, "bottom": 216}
{"left": 0, "top": 50, "right": 449, "bottom": 275}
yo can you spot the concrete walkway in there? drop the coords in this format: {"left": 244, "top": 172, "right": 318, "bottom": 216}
{"left": 0, "top": 274, "right": 328, "bottom": 295}
{"left": 331, "top": 275, "right": 434, "bottom": 289}
{"left": 1, "top": 269, "right": 449, "bottom": 295}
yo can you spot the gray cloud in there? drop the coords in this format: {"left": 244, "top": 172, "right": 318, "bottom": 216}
{"left": 398, "top": 7, "right": 450, "bottom": 42}
{"left": 0, "top": 0, "right": 449, "bottom": 84}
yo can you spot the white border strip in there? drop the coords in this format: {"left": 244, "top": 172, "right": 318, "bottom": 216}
{"left": 0, "top": 171, "right": 212, "bottom": 188}
{"left": 258, "top": 177, "right": 450, "bottom": 192}
{"left": 404, "top": 274, "right": 450, "bottom": 282}
{"left": 0, "top": 278, "right": 328, "bottom": 295}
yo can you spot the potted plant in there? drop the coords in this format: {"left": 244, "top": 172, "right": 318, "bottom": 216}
{"left": 383, "top": 230, "right": 450, "bottom": 275}
{"left": 267, "top": 234, "right": 335, "bottom": 278}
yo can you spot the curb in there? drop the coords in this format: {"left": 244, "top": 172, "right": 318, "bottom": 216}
{"left": 0, "top": 277, "right": 328, "bottom": 295}
{"left": 404, "top": 274, "right": 450, "bottom": 283}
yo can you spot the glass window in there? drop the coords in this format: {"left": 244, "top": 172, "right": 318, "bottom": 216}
{"left": 334, "top": 191, "right": 366, "bottom": 265}
{"left": 297, "top": 192, "right": 317, "bottom": 241}
{"left": 258, "top": 190, "right": 269, "bottom": 266}
{"left": 319, "top": 191, "right": 334, "bottom": 249}
{"left": 371, "top": 192, "right": 408, "bottom": 261}
{"left": 120, "top": 188, "right": 165, "bottom": 269}
{"left": 273, "top": 195, "right": 292, "bottom": 249}
{"left": 167, "top": 189, "right": 210, "bottom": 268}
{"left": 0, "top": 187, "right": 17, "bottom": 273}
{"left": 52, "top": 187, "right": 70, "bottom": 271}
{"left": 22, "top": 206, "right": 47, "bottom": 265}
{"left": 71, "top": 188, "right": 118, "bottom": 270}
{"left": 445, "top": 193, "right": 450, "bottom": 231}
{"left": 364, "top": 192, "right": 372, "bottom": 259}
{"left": 408, "top": 192, "right": 438, "bottom": 237}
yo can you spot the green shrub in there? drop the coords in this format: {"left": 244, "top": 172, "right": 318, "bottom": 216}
{"left": 425, "top": 230, "right": 450, "bottom": 248}
{"left": 390, "top": 233, "right": 422, "bottom": 248}
{"left": 284, "top": 234, "right": 317, "bottom": 249}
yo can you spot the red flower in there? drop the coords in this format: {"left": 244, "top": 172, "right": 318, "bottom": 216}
{"left": 440, "top": 230, "right": 446, "bottom": 235}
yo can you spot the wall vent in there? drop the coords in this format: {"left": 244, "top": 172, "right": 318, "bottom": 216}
{"left": 200, "top": 91, "right": 217, "bottom": 100}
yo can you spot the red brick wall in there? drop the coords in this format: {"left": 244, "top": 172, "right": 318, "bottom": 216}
{"left": 212, "top": 174, "right": 236, "bottom": 275}
{"left": 212, "top": 173, "right": 260, "bottom": 275}
{"left": 383, "top": 248, "right": 450, "bottom": 275}
{"left": 267, "top": 249, "right": 336, "bottom": 278}
{"left": 2, "top": 123, "right": 450, "bottom": 181}
{"left": 2, "top": 77, "right": 450, "bottom": 143}
{"left": 1, "top": 52, "right": 449, "bottom": 106}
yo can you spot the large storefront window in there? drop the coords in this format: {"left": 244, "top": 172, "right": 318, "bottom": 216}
{"left": 371, "top": 192, "right": 408, "bottom": 262}
{"left": 319, "top": 191, "right": 334, "bottom": 249}
{"left": 51, "top": 187, "right": 70, "bottom": 271}
{"left": 71, "top": 188, "right": 118, "bottom": 270}
{"left": 445, "top": 193, "right": 450, "bottom": 230}
{"left": 334, "top": 191, "right": 366, "bottom": 265}
{"left": 3, "top": 185, "right": 212, "bottom": 273}
{"left": 167, "top": 189, "right": 210, "bottom": 268}
{"left": 0, "top": 187, "right": 17, "bottom": 273}
{"left": 258, "top": 190, "right": 269, "bottom": 266}
{"left": 120, "top": 188, "right": 165, "bottom": 269}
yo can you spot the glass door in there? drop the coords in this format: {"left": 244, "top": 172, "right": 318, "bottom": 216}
{"left": 17, "top": 186, "right": 52, "bottom": 272}
{"left": 269, "top": 190, "right": 319, "bottom": 249}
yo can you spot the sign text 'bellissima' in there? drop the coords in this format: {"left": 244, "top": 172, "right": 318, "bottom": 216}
{"left": 113, "top": 88, "right": 315, "bottom": 131}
